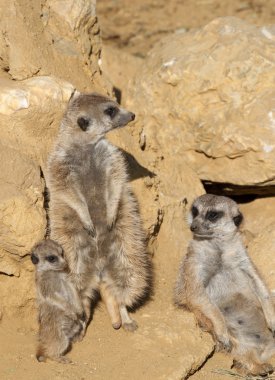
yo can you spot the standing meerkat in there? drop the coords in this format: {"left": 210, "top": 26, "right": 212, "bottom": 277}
{"left": 175, "top": 194, "right": 275, "bottom": 376}
{"left": 31, "top": 239, "right": 86, "bottom": 363}
{"left": 47, "top": 92, "right": 151, "bottom": 331}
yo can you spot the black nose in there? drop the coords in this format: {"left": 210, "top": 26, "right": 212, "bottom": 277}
{"left": 190, "top": 225, "right": 197, "bottom": 232}
{"left": 130, "top": 112, "right": 135, "bottom": 121}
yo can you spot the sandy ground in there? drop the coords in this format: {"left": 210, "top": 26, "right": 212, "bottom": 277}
{"left": 0, "top": 297, "right": 212, "bottom": 380}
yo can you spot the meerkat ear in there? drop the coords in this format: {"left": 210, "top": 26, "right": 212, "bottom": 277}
{"left": 233, "top": 212, "right": 243, "bottom": 227}
{"left": 77, "top": 116, "right": 91, "bottom": 131}
{"left": 31, "top": 253, "right": 39, "bottom": 265}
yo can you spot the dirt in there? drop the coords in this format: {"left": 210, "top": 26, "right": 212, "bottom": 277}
{"left": 97, "top": 0, "right": 275, "bottom": 57}
{"left": 2, "top": 1, "right": 275, "bottom": 380}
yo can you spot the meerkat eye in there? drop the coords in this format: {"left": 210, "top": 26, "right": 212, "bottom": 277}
{"left": 31, "top": 254, "right": 39, "bottom": 265}
{"left": 233, "top": 213, "right": 243, "bottom": 227}
{"left": 191, "top": 206, "right": 199, "bottom": 218}
{"left": 77, "top": 117, "right": 90, "bottom": 131}
{"left": 104, "top": 106, "right": 118, "bottom": 118}
{"left": 206, "top": 210, "right": 224, "bottom": 222}
{"left": 46, "top": 255, "right": 58, "bottom": 263}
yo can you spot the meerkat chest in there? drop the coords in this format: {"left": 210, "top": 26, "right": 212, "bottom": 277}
{"left": 194, "top": 242, "right": 242, "bottom": 287}
{"left": 70, "top": 142, "right": 115, "bottom": 191}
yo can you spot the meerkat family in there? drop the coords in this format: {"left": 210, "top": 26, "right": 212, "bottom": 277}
{"left": 46, "top": 92, "right": 151, "bottom": 332}
{"left": 31, "top": 239, "right": 85, "bottom": 363}
{"left": 30, "top": 91, "right": 275, "bottom": 373}
{"left": 175, "top": 194, "right": 275, "bottom": 376}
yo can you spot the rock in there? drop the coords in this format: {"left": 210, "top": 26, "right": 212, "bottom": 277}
{"left": 0, "top": 0, "right": 106, "bottom": 91}
{"left": 239, "top": 197, "right": 275, "bottom": 238}
{"left": 154, "top": 159, "right": 205, "bottom": 288}
{"left": 127, "top": 17, "right": 275, "bottom": 189}
{"left": 0, "top": 261, "right": 36, "bottom": 317}
{"left": 0, "top": 76, "right": 74, "bottom": 167}
{"left": 0, "top": 144, "right": 46, "bottom": 257}
{"left": 0, "top": 250, "right": 20, "bottom": 277}
{"left": 130, "top": 305, "right": 214, "bottom": 380}
{"left": 101, "top": 45, "right": 143, "bottom": 102}
{"left": 249, "top": 222, "right": 275, "bottom": 291}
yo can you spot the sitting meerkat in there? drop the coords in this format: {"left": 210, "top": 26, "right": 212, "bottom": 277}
{"left": 31, "top": 239, "right": 86, "bottom": 363}
{"left": 175, "top": 194, "right": 275, "bottom": 376}
{"left": 47, "top": 92, "right": 151, "bottom": 332}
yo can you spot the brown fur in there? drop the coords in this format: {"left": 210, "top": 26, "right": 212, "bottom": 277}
{"left": 31, "top": 239, "right": 85, "bottom": 363}
{"left": 175, "top": 194, "right": 275, "bottom": 376}
{"left": 47, "top": 92, "right": 151, "bottom": 332}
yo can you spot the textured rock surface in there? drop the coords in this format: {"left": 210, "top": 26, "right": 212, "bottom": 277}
{"left": 0, "top": 145, "right": 46, "bottom": 257}
{"left": 0, "top": 76, "right": 74, "bottom": 167}
{"left": 0, "top": 0, "right": 105, "bottom": 90}
{"left": 98, "top": 0, "right": 275, "bottom": 56}
{"left": 240, "top": 197, "right": 275, "bottom": 238}
{"left": 127, "top": 17, "right": 275, "bottom": 188}
{"left": 249, "top": 222, "right": 275, "bottom": 291}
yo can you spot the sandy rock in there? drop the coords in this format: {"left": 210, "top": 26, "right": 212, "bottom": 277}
{"left": 0, "top": 144, "right": 46, "bottom": 257}
{"left": 0, "top": 76, "right": 74, "bottom": 167}
{"left": 131, "top": 305, "right": 214, "bottom": 380}
{"left": 0, "top": 263, "right": 36, "bottom": 317}
{"left": 128, "top": 17, "right": 275, "bottom": 188}
{"left": 155, "top": 159, "right": 205, "bottom": 286}
{"left": 240, "top": 197, "right": 275, "bottom": 237}
{"left": 249, "top": 222, "right": 275, "bottom": 291}
{"left": 0, "top": 250, "right": 20, "bottom": 277}
{"left": 101, "top": 45, "right": 143, "bottom": 102}
{"left": 0, "top": 0, "right": 106, "bottom": 92}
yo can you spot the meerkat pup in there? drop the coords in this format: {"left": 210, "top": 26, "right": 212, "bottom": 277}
{"left": 31, "top": 239, "right": 86, "bottom": 363}
{"left": 47, "top": 92, "right": 151, "bottom": 332}
{"left": 175, "top": 194, "right": 275, "bottom": 376}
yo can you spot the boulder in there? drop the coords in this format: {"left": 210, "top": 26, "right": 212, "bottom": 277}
{"left": 249, "top": 222, "right": 275, "bottom": 291}
{"left": 0, "top": 0, "right": 105, "bottom": 91}
{"left": 0, "top": 76, "right": 74, "bottom": 167}
{"left": 127, "top": 17, "right": 275, "bottom": 189}
{"left": 0, "top": 144, "right": 46, "bottom": 258}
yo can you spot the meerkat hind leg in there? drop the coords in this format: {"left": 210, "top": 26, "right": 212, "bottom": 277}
{"left": 100, "top": 283, "right": 122, "bottom": 329}
{"left": 120, "top": 305, "right": 138, "bottom": 332}
{"left": 232, "top": 351, "right": 273, "bottom": 376}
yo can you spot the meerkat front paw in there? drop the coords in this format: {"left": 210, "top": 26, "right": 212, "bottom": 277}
{"left": 107, "top": 216, "right": 117, "bottom": 231}
{"left": 215, "top": 334, "right": 232, "bottom": 352}
{"left": 83, "top": 222, "right": 96, "bottom": 238}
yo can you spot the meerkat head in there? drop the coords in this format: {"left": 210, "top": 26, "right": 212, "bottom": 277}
{"left": 30, "top": 239, "right": 67, "bottom": 272}
{"left": 62, "top": 92, "right": 135, "bottom": 139}
{"left": 188, "top": 194, "right": 243, "bottom": 240}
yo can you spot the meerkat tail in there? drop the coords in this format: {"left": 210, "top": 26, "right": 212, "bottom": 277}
{"left": 99, "top": 283, "right": 122, "bottom": 329}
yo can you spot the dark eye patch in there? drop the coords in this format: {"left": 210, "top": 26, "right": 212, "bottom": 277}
{"left": 31, "top": 254, "right": 39, "bottom": 265}
{"left": 77, "top": 117, "right": 90, "bottom": 131}
{"left": 46, "top": 255, "right": 58, "bottom": 263}
{"left": 206, "top": 210, "right": 224, "bottom": 222}
{"left": 233, "top": 213, "right": 243, "bottom": 227}
{"left": 104, "top": 106, "right": 118, "bottom": 118}
{"left": 191, "top": 206, "right": 199, "bottom": 218}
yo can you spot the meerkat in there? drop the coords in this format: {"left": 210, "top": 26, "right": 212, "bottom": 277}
{"left": 175, "top": 194, "right": 275, "bottom": 376}
{"left": 47, "top": 92, "right": 151, "bottom": 332}
{"left": 31, "top": 239, "right": 86, "bottom": 363}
